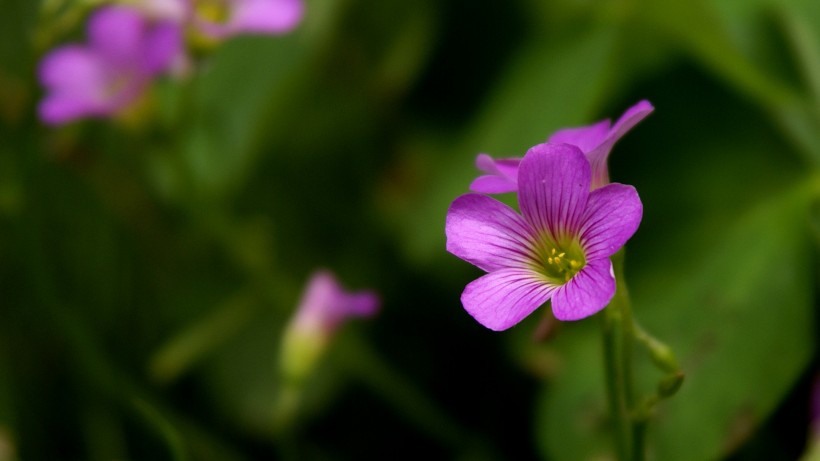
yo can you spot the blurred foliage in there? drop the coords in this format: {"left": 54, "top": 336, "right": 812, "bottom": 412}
{"left": 2, "top": 0, "right": 820, "bottom": 459}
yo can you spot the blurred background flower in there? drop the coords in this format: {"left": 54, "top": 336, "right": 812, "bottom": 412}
{"left": 2, "top": 0, "right": 820, "bottom": 459}
{"left": 38, "top": 5, "right": 182, "bottom": 124}
{"left": 193, "top": 0, "right": 305, "bottom": 39}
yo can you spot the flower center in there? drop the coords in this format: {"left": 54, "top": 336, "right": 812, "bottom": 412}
{"left": 531, "top": 237, "right": 586, "bottom": 284}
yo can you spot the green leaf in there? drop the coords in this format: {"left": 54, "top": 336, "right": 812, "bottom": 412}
{"left": 538, "top": 182, "right": 814, "bottom": 460}
{"left": 634, "top": 0, "right": 820, "bottom": 164}
{"left": 537, "top": 178, "right": 814, "bottom": 461}
{"left": 639, "top": 183, "right": 813, "bottom": 460}
{"left": 177, "top": 34, "right": 310, "bottom": 202}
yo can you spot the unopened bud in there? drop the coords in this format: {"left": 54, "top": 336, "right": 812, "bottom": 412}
{"left": 278, "top": 270, "right": 379, "bottom": 384}
{"left": 658, "top": 372, "right": 685, "bottom": 398}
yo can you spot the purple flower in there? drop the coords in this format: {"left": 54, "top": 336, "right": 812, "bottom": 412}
{"left": 470, "top": 100, "right": 654, "bottom": 194}
{"left": 469, "top": 153, "right": 522, "bottom": 195}
{"left": 446, "top": 143, "right": 642, "bottom": 330}
{"left": 281, "top": 270, "right": 379, "bottom": 380}
{"left": 195, "top": 0, "right": 305, "bottom": 39}
{"left": 38, "top": 6, "right": 182, "bottom": 124}
{"left": 290, "top": 270, "right": 379, "bottom": 335}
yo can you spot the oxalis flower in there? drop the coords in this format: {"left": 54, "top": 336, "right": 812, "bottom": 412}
{"left": 38, "top": 6, "right": 182, "bottom": 124}
{"left": 470, "top": 100, "right": 654, "bottom": 194}
{"left": 288, "top": 270, "right": 379, "bottom": 335}
{"left": 193, "top": 0, "right": 305, "bottom": 39}
{"left": 446, "top": 143, "right": 642, "bottom": 330}
{"left": 280, "top": 270, "right": 379, "bottom": 381}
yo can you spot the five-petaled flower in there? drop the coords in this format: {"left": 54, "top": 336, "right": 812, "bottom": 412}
{"left": 38, "top": 6, "right": 182, "bottom": 124}
{"left": 470, "top": 100, "right": 654, "bottom": 194}
{"left": 446, "top": 143, "right": 642, "bottom": 330}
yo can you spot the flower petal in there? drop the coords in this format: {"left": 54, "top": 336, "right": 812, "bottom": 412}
{"left": 39, "top": 94, "right": 99, "bottom": 125}
{"left": 579, "top": 183, "right": 642, "bottom": 260}
{"left": 547, "top": 119, "right": 611, "bottom": 153}
{"left": 88, "top": 6, "right": 146, "bottom": 64}
{"left": 446, "top": 194, "right": 535, "bottom": 272}
{"left": 230, "top": 0, "right": 305, "bottom": 35}
{"left": 143, "top": 21, "right": 183, "bottom": 74}
{"left": 518, "top": 143, "right": 590, "bottom": 238}
{"left": 586, "top": 100, "right": 654, "bottom": 188}
{"left": 470, "top": 154, "right": 520, "bottom": 193}
{"left": 475, "top": 153, "right": 520, "bottom": 177}
{"left": 469, "top": 175, "right": 519, "bottom": 194}
{"left": 37, "top": 46, "right": 109, "bottom": 124}
{"left": 295, "top": 270, "right": 379, "bottom": 333}
{"left": 340, "top": 291, "right": 380, "bottom": 318}
{"left": 39, "top": 46, "right": 105, "bottom": 90}
{"left": 551, "top": 258, "right": 614, "bottom": 320}
{"left": 461, "top": 268, "right": 556, "bottom": 331}
{"left": 609, "top": 100, "right": 655, "bottom": 143}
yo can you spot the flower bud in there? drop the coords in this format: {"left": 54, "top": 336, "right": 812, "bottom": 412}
{"left": 279, "top": 270, "right": 379, "bottom": 384}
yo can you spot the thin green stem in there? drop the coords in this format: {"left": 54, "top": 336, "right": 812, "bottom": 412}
{"left": 612, "top": 251, "right": 635, "bottom": 410}
{"left": 601, "top": 303, "right": 630, "bottom": 461}
{"left": 604, "top": 251, "right": 686, "bottom": 461}
{"left": 602, "top": 250, "right": 647, "bottom": 461}
{"left": 632, "top": 419, "right": 648, "bottom": 461}
{"left": 612, "top": 253, "right": 645, "bottom": 461}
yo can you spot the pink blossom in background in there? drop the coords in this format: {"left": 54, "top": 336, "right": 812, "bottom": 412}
{"left": 38, "top": 6, "right": 182, "bottom": 124}
{"left": 280, "top": 270, "right": 379, "bottom": 381}
{"left": 195, "top": 0, "right": 305, "bottom": 39}
{"left": 470, "top": 100, "right": 654, "bottom": 194}
{"left": 290, "top": 269, "right": 379, "bottom": 336}
{"left": 447, "top": 143, "right": 642, "bottom": 330}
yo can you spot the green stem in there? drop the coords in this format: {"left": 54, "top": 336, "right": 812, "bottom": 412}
{"left": 632, "top": 419, "right": 648, "bottom": 461}
{"left": 602, "top": 302, "right": 630, "bottom": 461}
{"left": 612, "top": 254, "right": 645, "bottom": 461}
{"left": 613, "top": 251, "right": 635, "bottom": 411}
{"left": 602, "top": 250, "right": 646, "bottom": 461}
{"left": 604, "top": 251, "right": 687, "bottom": 461}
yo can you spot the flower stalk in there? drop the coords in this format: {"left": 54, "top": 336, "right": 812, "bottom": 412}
{"left": 602, "top": 250, "right": 684, "bottom": 461}
{"left": 602, "top": 300, "right": 631, "bottom": 461}
{"left": 602, "top": 250, "right": 633, "bottom": 461}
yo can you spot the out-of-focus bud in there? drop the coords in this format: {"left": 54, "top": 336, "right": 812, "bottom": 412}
{"left": 279, "top": 270, "right": 379, "bottom": 384}
{"left": 657, "top": 371, "right": 685, "bottom": 398}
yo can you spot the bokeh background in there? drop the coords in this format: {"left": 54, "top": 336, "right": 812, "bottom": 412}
{"left": 2, "top": 0, "right": 820, "bottom": 459}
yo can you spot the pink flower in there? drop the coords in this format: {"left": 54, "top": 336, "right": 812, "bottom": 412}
{"left": 194, "top": 0, "right": 305, "bottom": 39}
{"left": 447, "top": 143, "right": 642, "bottom": 330}
{"left": 37, "top": 6, "right": 182, "bottom": 124}
{"left": 470, "top": 100, "right": 654, "bottom": 194}
{"left": 290, "top": 270, "right": 379, "bottom": 336}
{"left": 280, "top": 270, "right": 379, "bottom": 379}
